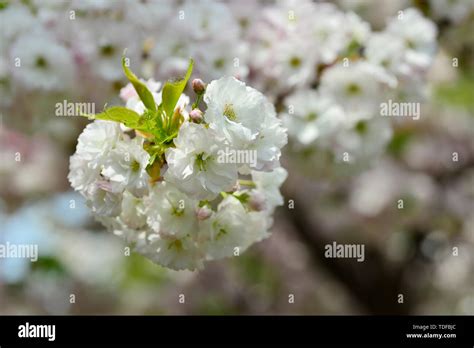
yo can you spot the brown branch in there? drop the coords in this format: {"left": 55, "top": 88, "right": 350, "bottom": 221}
{"left": 281, "top": 181, "right": 419, "bottom": 314}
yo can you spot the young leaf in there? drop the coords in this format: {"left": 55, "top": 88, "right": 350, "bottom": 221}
{"left": 161, "top": 59, "right": 194, "bottom": 120}
{"left": 122, "top": 56, "right": 156, "bottom": 111}
{"left": 82, "top": 106, "right": 140, "bottom": 128}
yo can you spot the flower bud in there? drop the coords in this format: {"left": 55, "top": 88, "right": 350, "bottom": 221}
{"left": 192, "top": 78, "right": 206, "bottom": 94}
{"left": 189, "top": 108, "right": 204, "bottom": 123}
{"left": 248, "top": 191, "right": 266, "bottom": 212}
{"left": 196, "top": 206, "right": 213, "bottom": 221}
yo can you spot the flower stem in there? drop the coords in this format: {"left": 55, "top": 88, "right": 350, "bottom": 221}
{"left": 192, "top": 94, "right": 203, "bottom": 109}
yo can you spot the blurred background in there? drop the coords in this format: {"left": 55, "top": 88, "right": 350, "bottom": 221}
{"left": 0, "top": 0, "right": 473, "bottom": 315}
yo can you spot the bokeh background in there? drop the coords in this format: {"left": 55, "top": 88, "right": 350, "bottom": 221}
{"left": 1, "top": 0, "right": 473, "bottom": 315}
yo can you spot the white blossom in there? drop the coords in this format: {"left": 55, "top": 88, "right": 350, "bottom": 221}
{"left": 101, "top": 137, "right": 150, "bottom": 196}
{"left": 199, "top": 196, "right": 268, "bottom": 260}
{"left": 164, "top": 122, "right": 238, "bottom": 201}
{"left": 68, "top": 121, "right": 123, "bottom": 193}
{"left": 145, "top": 182, "right": 198, "bottom": 238}
{"left": 251, "top": 167, "right": 288, "bottom": 213}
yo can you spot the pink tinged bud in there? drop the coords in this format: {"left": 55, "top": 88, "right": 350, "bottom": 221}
{"left": 196, "top": 206, "right": 213, "bottom": 221}
{"left": 119, "top": 83, "right": 138, "bottom": 102}
{"left": 96, "top": 180, "right": 113, "bottom": 192}
{"left": 189, "top": 109, "right": 204, "bottom": 123}
{"left": 192, "top": 78, "right": 206, "bottom": 94}
{"left": 248, "top": 191, "right": 267, "bottom": 212}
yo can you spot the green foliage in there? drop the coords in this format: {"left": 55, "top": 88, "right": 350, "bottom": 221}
{"left": 387, "top": 129, "right": 413, "bottom": 157}
{"left": 122, "top": 56, "right": 156, "bottom": 111}
{"left": 161, "top": 59, "right": 194, "bottom": 123}
{"left": 81, "top": 106, "right": 167, "bottom": 141}
{"left": 122, "top": 253, "right": 169, "bottom": 286}
{"left": 235, "top": 251, "right": 281, "bottom": 296}
{"left": 80, "top": 57, "right": 195, "bottom": 181}
{"left": 136, "top": 109, "right": 167, "bottom": 139}
{"left": 233, "top": 192, "right": 250, "bottom": 204}
{"left": 435, "top": 73, "right": 474, "bottom": 112}
{"left": 31, "top": 256, "right": 67, "bottom": 275}
{"left": 84, "top": 106, "right": 140, "bottom": 128}
{"left": 196, "top": 295, "right": 238, "bottom": 315}
{"left": 0, "top": 0, "right": 9, "bottom": 10}
{"left": 342, "top": 39, "right": 362, "bottom": 59}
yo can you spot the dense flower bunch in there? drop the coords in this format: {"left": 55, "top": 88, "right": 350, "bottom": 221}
{"left": 248, "top": 2, "right": 438, "bottom": 166}
{"left": 0, "top": 0, "right": 250, "bottom": 106}
{"left": 68, "top": 59, "right": 287, "bottom": 270}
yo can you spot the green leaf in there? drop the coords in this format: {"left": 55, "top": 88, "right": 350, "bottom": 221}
{"left": 159, "top": 130, "right": 179, "bottom": 145}
{"left": 161, "top": 59, "right": 194, "bottom": 120}
{"left": 137, "top": 109, "right": 171, "bottom": 141}
{"left": 82, "top": 106, "right": 173, "bottom": 141}
{"left": 122, "top": 56, "right": 156, "bottom": 111}
{"left": 82, "top": 106, "right": 141, "bottom": 128}
{"left": 435, "top": 73, "right": 474, "bottom": 112}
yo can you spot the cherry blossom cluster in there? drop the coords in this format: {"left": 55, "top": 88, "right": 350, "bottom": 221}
{"left": 250, "top": 2, "right": 438, "bottom": 165}
{"left": 0, "top": 0, "right": 251, "bottom": 105}
{"left": 69, "top": 60, "right": 287, "bottom": 271}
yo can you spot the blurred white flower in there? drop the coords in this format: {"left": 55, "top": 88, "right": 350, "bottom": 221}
{"left": 283, "top": 90, "right": 346, "bottom": 146}
{"left": 319, "top": 61, "right": 396, "bottom": 123}
{"left": 75, "top": 20, "right": 140, "bottom": 81}
{"left": 334, "top": 117, "right": 393, "bottom": 162}
{"left": 123, "top": 0, "right": 174, "bottom": 31}
{"left": 366, "top": 32, "right": 406, "bottom": 74}
{"left": 178, "top": 0, "right": 239, "bottom": 41}
{"left": 386, "top": 8, "right": 437, "bottom": 73}
{"left": 0, "top": 4, "right": 34, "bottom": 43}
{"left": 270, "top": 37, "right": 318, "bottom": 90}
{"left": 10, "top": 30, "right": 74, "bottom": 91}
{"left": 430, "top": 0, "right": 474, "bottom": 23}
